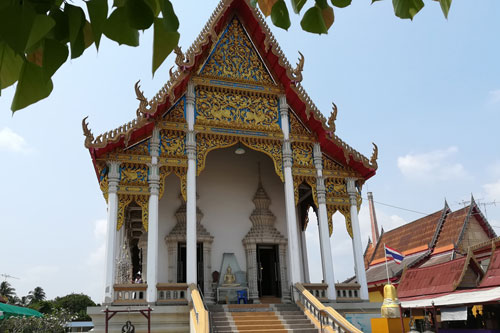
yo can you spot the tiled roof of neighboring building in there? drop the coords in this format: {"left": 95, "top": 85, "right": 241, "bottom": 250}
{"left": 433, "top": 206, "right": 469, "bottom": 251}
{"left": 480, "top": 248, "right": 500, "bottom": 288}
{"left": 398, "top": 256, "right": 469, "bottom": 298}
{"left": 369, "top": 209, "right": 445, "bottom": 264}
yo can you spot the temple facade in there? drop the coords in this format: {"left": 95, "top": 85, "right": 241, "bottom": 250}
{"left": 84, "top": 0, "right": 378, "bottom": 329}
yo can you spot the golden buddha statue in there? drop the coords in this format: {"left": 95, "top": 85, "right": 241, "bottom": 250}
{"left": 222, "top": 265, "right": 239, "bottom": 286}
{"left": 381, "top": 283, "right": 401, "bottom": 318}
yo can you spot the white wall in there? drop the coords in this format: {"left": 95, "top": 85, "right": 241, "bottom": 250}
{"left": 157, "top": 173, "right": 181, "bottom": 283}
{"left": 157, "top": 146, "right": 287, "bottom": 282}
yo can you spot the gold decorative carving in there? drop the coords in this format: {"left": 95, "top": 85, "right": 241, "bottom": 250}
{"left": 325, "top": 178, "right": 347, "bottom": 196}
{"left": 163, "top": 97, "right": 185, "bottom": 122}
{"left": 241, "top": 138, "right": 283, "bottom": 182}
{"left": 339, "top": 208, "right": 353, "bottom": 239}
{"left": 200, "top": 17, "right": 273, "bottom": 84}
{"left": 325, "top": 205, "right": 352, "bottom": 238}
{"left": 196, "top": 88, "right": 280, "bottom": 131}
{"left": 370, "top": 143, "right": 378, "bottom": 169}
{"left": 135, "top": 81, "right": 154, "bottom": 116}
{"left": 290, "top": 51, "right": 304, "bottom": 83}
{"left": 174, "top": 168, "right": 188, "bottom": 202}
{"left": 160, "top": 129, "right": 185, "bottom": 158}
{"left": 117, "top": 194, "right": 134, "bottom": 231}
{"left": 293, "top": 176, "right": 317, "bottom": 207}
{"left": 98, "top": 164, "right": 109, "bottom": 201}
{"left": 125, "top": 139, "right": 149, "bottom": 156}
{"left": 327, "top": 102, "right": 338, "bottom": 133}
{"left": 289, "top": 111, "right": 310, "bottom": 136}
{"left": 292, "top": 142, "right": 314, "bottom": 169}
{"left": 135, "top": 195, "right": 149, "bottom": 231}
{"left": 120, "top": 164, "right": 148, "bottom": 187}
{"left": 196, "top": 134, "right": 238, "bottom": 175}
{"left": 174, "top": 46, "right": 195, "bottom": 70}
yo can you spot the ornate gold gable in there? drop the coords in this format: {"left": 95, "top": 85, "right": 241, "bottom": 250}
{"left": 200, "top": 17, "right": 274, "bottom": 84}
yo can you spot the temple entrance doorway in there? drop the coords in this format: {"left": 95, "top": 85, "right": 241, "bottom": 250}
{"left": 177, "top": 242, "right": 204, "bottom": 292}
{"left": 257, "top": 244, "right": 281, "bottom": 298}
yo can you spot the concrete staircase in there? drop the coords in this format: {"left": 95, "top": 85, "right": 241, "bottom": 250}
{"left": 208, "top": 303, "right": 318, "bottom": 332}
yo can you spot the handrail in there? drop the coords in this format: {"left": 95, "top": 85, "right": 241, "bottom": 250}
{"left": 293, "top": 283, "right": 362, "bottom": 333}
{"left": 189, "top": 283, "right": 209, "bottom": 333}
{"left": 197, "top": 284, "right": 215, "bottom": 333}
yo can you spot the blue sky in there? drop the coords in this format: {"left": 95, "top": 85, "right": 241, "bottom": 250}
{"left": 1, "top": 0, "right": 499, "bottom": 303}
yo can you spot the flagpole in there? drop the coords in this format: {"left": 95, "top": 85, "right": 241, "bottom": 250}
{"left": 384, "top": 243, "right": 390, "bottom": 285}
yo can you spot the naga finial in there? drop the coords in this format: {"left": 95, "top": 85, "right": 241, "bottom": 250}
{"left": 135, "top": 80, "right": 150, "bottom": 117}
{"left": 174, "top": 46, "right": 194, "bottom": 70}
{"left": 291, "top": 51, "right": 304, "bottom": 83}
{"left": 82, "top": 116, "right": 95, "bottom": 147}
{"left": 370, "top": 142, "right": 378, "bottom": 168}
{"left": 327, "top": 102, "right": 338, "bottom": 133}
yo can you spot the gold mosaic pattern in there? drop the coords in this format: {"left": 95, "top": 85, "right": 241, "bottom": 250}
{"left": 196, "top": 88, "right": 279, "bottom": 131}
{"left": 174, "top": 168, "right": 188, "bottom": 202}
{"left": 160, "top": 129, "right": 185, "bottom": 158}
{"left": 98, "top": 165, "right": 109, "bottom": 201}
{"left": 200, "top": 17, "right": 273, "bottom": 84}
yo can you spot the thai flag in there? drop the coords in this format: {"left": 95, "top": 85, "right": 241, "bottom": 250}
{"left": 385, "top": 245, "right": 404, "bottom": 264}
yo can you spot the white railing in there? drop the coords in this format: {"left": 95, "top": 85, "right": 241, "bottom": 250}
{"left": 335, "top": 283, "right": 361, "bottom": 302}
{"left": 113, "top": 283, "right": 147, "bottom": 304}
{"left": 157, "top": 283, "right": 188, "bottom": 304}
{"left": 303, "top": 283, "right": 328, "bottom": 301}
{"left": 293, "top": 283, "right": 362, "bottom": 333}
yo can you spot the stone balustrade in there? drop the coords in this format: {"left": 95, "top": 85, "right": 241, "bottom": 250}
{"left": 335, "top": 283, "right": 361, "bottom": 302}
{"left": 302, "top": 283, "right": 328, "bottom": 302}
{"left": 113, "top": 283, "right": 147, "bottom": 304}
{"left": 157, "top": 283, "right": 189, "bottom": 304}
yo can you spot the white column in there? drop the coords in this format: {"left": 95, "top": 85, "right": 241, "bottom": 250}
{"left": 104, "top": 161, "right": 120, "bottom": 304}
{"left": 185, "top": 81, "right": 197, "bottom": 287}
{"left": 146, "top": 127, "right": 160, "bottom": 303}
{"left": 280, "top": 95, "right": 301, "bottom": 286}
{"left": 313, "top": 143, "right": 337, "bottom": 301}
{"left": 300, "top": 229, "right": 310, "bottom": 283}
{"left": 346, "top": 178, "right": 369, "bottom": 301}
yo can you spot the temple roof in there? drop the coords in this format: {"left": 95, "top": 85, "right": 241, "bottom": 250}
{"left": 82, "top": 0, "right": 377, "bottom": 180}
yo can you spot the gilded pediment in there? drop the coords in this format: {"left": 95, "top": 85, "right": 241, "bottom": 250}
{"left": 200, "top": 17, "right": 274, "bottom": 85}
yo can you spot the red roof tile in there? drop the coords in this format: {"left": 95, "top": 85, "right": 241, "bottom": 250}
{"left": 434, "top": 206, "right": 469, "bottom": 250}
{"left": 480, "top": 248, "right": 500, "bottom": 288}
{"left": 370, "top": 209, "right": 444, "bottom": 264}
{"left": 398, "top": 257, "right": 468, "bottom": 298}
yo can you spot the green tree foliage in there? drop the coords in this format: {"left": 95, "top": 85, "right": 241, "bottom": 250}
{"left": 0, "top": 281, "right": 16, "bottom": 304}
{"left": 0, "top": 0, "right": 451, "bottom": 112}
{"left": 53, "top": 293, "right": 96, "bottom": 321}
{"left": 28, "top": 287, "right": 46, "bottom": 304}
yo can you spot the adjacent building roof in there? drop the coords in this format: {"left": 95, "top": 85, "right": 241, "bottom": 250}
{"left": 397, "top": 254, "right": 483, "bottom": 299}
{"left": 480, "top": 247, "right": 500, "bottom": 288}
{"left": 361, "top": 197, "right": 497, "bottom": 289}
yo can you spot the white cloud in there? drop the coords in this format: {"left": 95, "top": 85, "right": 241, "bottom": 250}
{"left": 397, "top": 146, "right": 467, "bottom": 181}
{"left": 488, "top": 89, "right": 500, "bottom": 105}
{"left": 483, "top": 179, "right": 500, "bottom": 201}
{"left": 0, "top": 127, "right": 31, "bottom": 153}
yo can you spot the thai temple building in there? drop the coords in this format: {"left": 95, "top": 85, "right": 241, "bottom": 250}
{"left": 84, "top": 0, "right": 380, "bottom": 331}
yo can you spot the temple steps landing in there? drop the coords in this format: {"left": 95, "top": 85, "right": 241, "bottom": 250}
{"left": 209, "top": 303, "right": 319, "bottom": 333}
